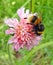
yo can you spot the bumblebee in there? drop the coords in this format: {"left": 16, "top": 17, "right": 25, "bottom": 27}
{"left": 24, "top": 15, "right": 44, "bottom": 36}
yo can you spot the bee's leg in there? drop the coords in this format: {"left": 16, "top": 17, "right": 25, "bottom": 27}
{"left": 27, "top": 23, "right": 34, "bottom": 25}
{"left": 24, "top": 17, "right": 27, "bottom": 19}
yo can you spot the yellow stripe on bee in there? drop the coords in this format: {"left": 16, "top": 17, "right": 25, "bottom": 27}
{"left": 37, "top": 31, "right": 43, "bottom": 34}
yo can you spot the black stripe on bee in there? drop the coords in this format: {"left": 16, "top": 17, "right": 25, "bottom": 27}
{"left": 31, "top": 16, "right": 38, "bottom": 23}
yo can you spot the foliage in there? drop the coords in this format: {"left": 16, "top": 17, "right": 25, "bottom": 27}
{"left": 0, "top": 0, "right": 53, "bottom": 65}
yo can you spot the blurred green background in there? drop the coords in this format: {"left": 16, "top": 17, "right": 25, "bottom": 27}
{"left": 0, "top": 0, "right": 53, "bottom": 65}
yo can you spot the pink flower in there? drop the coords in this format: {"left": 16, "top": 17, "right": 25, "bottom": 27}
{"left": 17, "top": 7, "right": 30, "bottom": 19}
{"left": 5, "top": 8, "right": 42, "bottom": 51}
{"left": 17, "top": 7, "right": 37, "bottom": 19}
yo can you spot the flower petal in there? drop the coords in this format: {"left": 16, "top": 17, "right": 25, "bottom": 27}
{"left": 17, "top": 7, "right": 25, "bottom": 18}
{"left": 33, "top": 35, "right": 42, "bottom": 46}
{"left": 26, "top": 9, "right": 29, "bottom": 15}
{"left": 4, "top": 18, "right": 19, "bottom": 27}
{"left": 8, "top": 35, "right": 16, "bottom": 44}
{"left": 17, "top": 7, "right": 30, "bottom": 19}
{"left": 5, "top": 28, "right": 15, "bottom": 34}
{"left": 12, "top": 43, "right": 20, "bottom": 51}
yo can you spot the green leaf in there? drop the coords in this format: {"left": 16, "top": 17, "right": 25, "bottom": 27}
{"left": 20, "top": 41, "right": 53, "bottom": 65}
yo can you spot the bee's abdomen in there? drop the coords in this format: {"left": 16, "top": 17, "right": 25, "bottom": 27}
{"left": 33, "top": 23, "right": 44, "bottom": 35}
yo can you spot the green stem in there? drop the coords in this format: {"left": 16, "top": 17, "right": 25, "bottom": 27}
{"left": 7, "top": 45, "right": 15, "bottom": 65}
{"left": 32, "top": 0, "right": 35, "bottom": 13}
{"left": 22, "top": 0, "right": 31, "bottom": 7}
{"left": 20, "top": 41, "right": 53, "bottom": 65}
{"left": 29, "top": 0, "right": 32, "bottom": 13}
